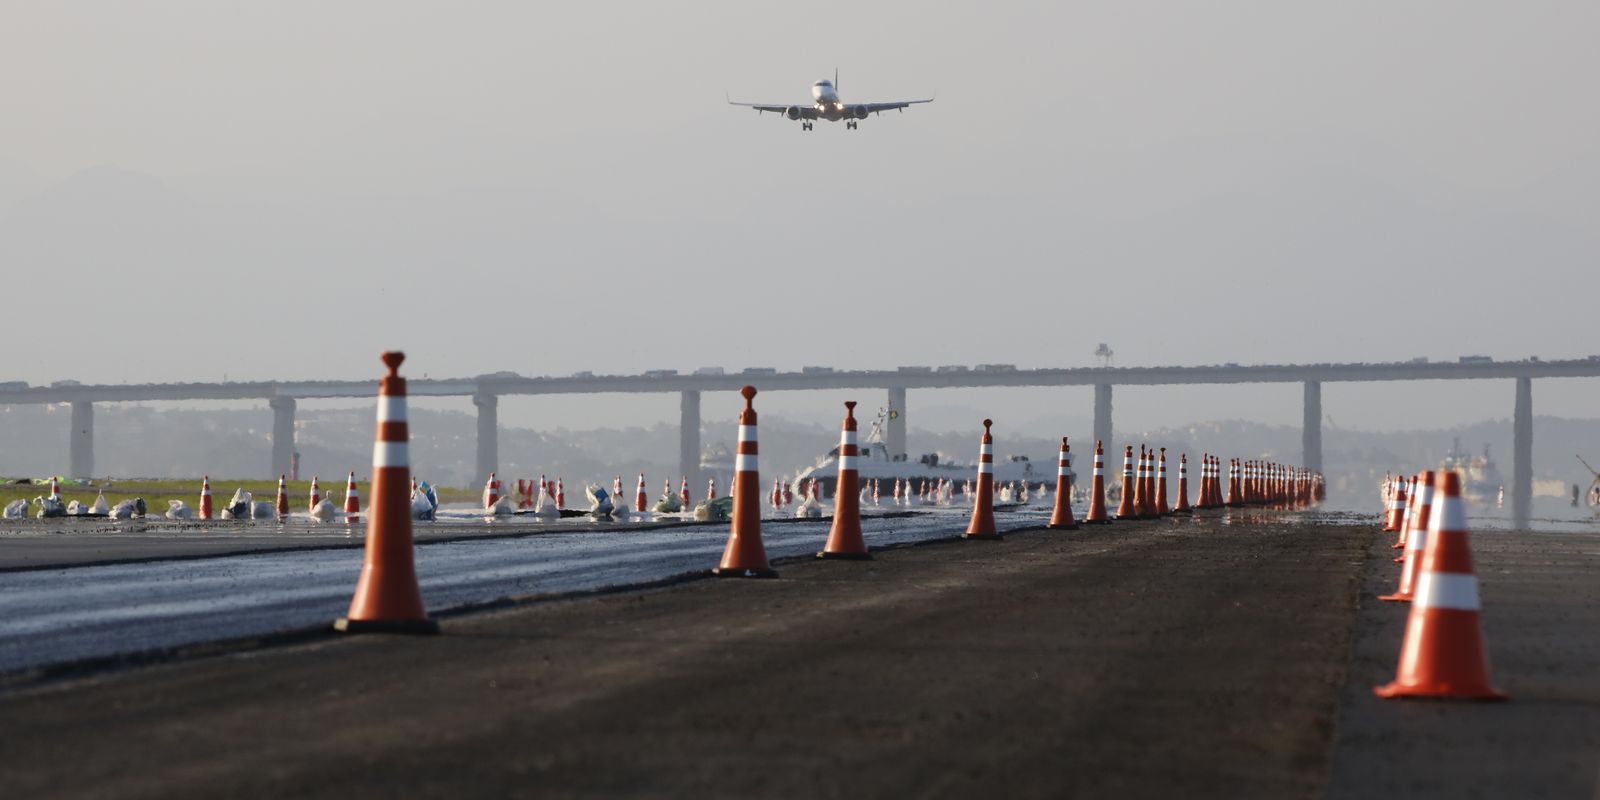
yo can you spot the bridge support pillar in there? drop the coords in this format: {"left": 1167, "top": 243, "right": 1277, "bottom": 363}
{"left": 69, "top": 400, "right": 94, "bottom": 479}
{"left": 886, "top": 386, "right": 907, "bottom": 459}
{"left": 1512, "top": 376, "right": 1532, "bottom": 529}
{"left": 1093, "top": 384, "right": 1113, "bottom": 450}
{"left": 269, "top": 397, "right": 296, "bottom": 478}
{"left": 475, "top": 392, "right": 499, "bottom": 487}
{"left": 679, "top": 390, "right": 701, "bottom": 485}
{"left": 1302, "top": 381, "right": 1322, "bottom": 473}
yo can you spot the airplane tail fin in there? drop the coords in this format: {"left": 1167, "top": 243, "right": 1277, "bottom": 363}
{"left": 835, "top": 67, "right": 839, "bottom": 93}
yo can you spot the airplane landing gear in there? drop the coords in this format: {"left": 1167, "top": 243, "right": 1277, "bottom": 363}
{"left": 846, "top": 120, "right": 858, "bottom": 130}
{"left": 802, "top": 122, "right": 813, "bottom": 131}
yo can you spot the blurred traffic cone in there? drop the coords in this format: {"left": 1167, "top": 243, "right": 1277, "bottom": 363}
{"left": 483, "top": 472, "right": 500, "bottom": 511}
{"left": 344, "top": 471, "right": 360, "bottom": 522}
{"left": 636, "top": 472, "right": 648, "bottom": 512}
{"left": 1048, "top": 437, "right": 1077, "bottom": 530}
{"left": 1393, "top": 476, "right": 1416, "bottom": 556}
{"left": 1115, "top": 445, "right": 1137, "bottom": 519}
{"left": 1155, "top": 447, "right": 1171, "bottom": 515}
{"left": 49, "top": 477, "right": 59, "bottom": 500}
{"left": 679, "top": 477, "right": 690, "bottom": 511}
{"left": 1384, "top": 478, "right": 1408, "bottom": 534}
{"left": 199, "top": 476, "right": 214, "bottom": 520}
{"left": 707, "top": 477, "right": 717, "bottom": 502}
{"left": 335, "top": 352, "right": 437, "bottom": 634}
{"left": 1375, "top": 471, "right": 1504, "bottom": 700}
{"left": 1132, "top": 446, "right": 1148, "bottom": 517}
{"left": 771, "top": 478, "right": 782, "bottom": 509}
{"left": 275, "top": 474, "right": 289, "bottom": 519}
{"left": 820, "top": 401, "right": 870, "bottom": 559}
{"left": 556, "top": 478, "right": 565, "bottom": 509}
{"left": 893, "top": 478, "right": 903, "bottom": 506}
{"left": 1225, "top": 459, "right": 1240, "bottom": 507}
{"left": 715, "top": 386, "right": 776, "bottom": 577}
{"left": 963, "top": 419, "right": 1001, "bottom": 540}
{"left": 309, "top": 476, "right": 322, "bottom": 514}
{"left": 1382, "top": 471, "right": 1435, "bottom": 602}
{"left": 1173, "top": 454, "right": 1192, "bottom": 513}
{"left": 1084, "top": 440, "right": 1111, "bottom": 524}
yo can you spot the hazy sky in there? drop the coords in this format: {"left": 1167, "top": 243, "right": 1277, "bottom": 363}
{"left": 2, "top": 2, "right": 1596, "bottom": 437}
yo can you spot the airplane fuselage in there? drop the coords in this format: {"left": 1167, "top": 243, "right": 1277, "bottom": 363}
{"left": 811, "top": 79, "right": 846, "bottom": 119}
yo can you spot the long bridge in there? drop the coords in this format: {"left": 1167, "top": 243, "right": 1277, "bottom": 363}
{"left": 5, "top": 358, "right": 1597, "bottom": 527}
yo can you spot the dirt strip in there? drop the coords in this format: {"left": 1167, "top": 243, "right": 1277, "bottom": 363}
{"left": 1, "top": 517, "right": 1366, "bottom": 799}
{"left": 1327, "top": 529, "right": 1600, "bottom": 799}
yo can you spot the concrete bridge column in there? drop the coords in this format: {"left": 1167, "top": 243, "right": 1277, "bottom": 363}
{"left": 679, "top": 390, "right": 701, "bottom": 485}
{"left": 1302, "top": 381, "right": 1322, "bottom": 473}
{"left": 1512, "top": 376, "right": 1532, "bottom": 529}
{"left": 1093, "top": 384, "right": 1113, "bottom": 450}
{"left": 269, "top": 397, "right": 295, "bottom": 478}
{"left": 69, "top": 400, "right": 94, "bottom": 479}
{"left": 886, "top": 386, "right": 907, "bottom": 459}
{"left": 475, "top": 392, "right": 499, "bottom": 486}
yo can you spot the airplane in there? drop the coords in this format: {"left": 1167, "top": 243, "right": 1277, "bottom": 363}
{"left": 727, "top": 70, "right": 933, "bottom": 131}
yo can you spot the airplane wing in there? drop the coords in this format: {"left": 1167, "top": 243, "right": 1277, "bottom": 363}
{"left": 858, "top": 98, "right": 935, "bottom": 115}
{"left": 727, "top": 97, "right": 817, "bottom": 118}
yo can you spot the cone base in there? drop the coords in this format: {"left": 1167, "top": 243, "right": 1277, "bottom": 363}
{"left": 816, "top": 550, "right": 873, "bottom": 560}
{"left": 1047, "top": 522, "right": 1079, "bottom": 530}
{"left": 1170, "top": 508, "right": 1193, "bottom": 515}
{"left": 962, "top": 532, "right": 1003, "bottom": 541}
{"left": 334, "top": 617, "right": 440, "bottom": 635}
{"left": 1082, "top": 518, "right": 1112, "bottom": 525}
{"left": 1377, "top": 592, "right": 1413, "bottom": 603}
{"left": 1393, "top": 555, "right": 1406, "bottom": 563}
{"left": 1373, "top": 681, "right": 1506, "bottom": 701}
{"left": 712, "top": 566, "right": 779, "bottom": 578}
{"left": 1390, "top": 542, "right": 1405, "bottom": 549}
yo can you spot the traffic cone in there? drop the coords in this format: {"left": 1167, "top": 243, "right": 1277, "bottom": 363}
{"left": 963, "top": 419, "right": 1001, "bottom": 540}
{"left": 1173, "top": 454, "right": 1192, "bottom": 513}
{"left": 1375, "top": 471, "right": 1505, "bottom": 701}
{"left": 344, "top": 471, "right": 360, "bottom": 522}
{"left": 872, "top": 478, "right": 880, "bottom": 505}
{"left": 483, "top": 472, "right": 500, "bottom": 511}
{"left": 556, "top": 478, "right": 566, "bottom": 509}
{"left": 1083, "top": 440, "right": 1111, "bottom": 524}
{"left": 1155, "top": 447, "right": 1171, "bottom": 515}
{"left": 335, "top": 351, "right": 438, "bottom": 634}
{"left": 1114, "top": 445, "right": 1137, "bottom": 519}
{"left": 309, "top": 476, "right": 322, "bottom": 514}
{"left": 1382, "top": 471, "right": 1435, "bottom": 602}
{"left": 49, "top": 477, "right": 59, "bottom": 500}
{"left": 199, "top": 476, "right": 214, "bottom": 520}
{"left": 1392, "top": 476, "right": 1416, "bottom": 558}
{"left": 679, "top": 477, "right": 690, "bottom": 511}
{"left": 707, "top": 477, "right": 717, "bottom": 502}
{"left": 771, "top": 478, "right": 782, "bottom": 509}
{"left": 275, "top": 474, "right": 289, "bottom": 519}
{"left": 715, "top": 386, "right": 776, "bottom": 577}
{"left": 636, "top": 472, "right": 648, "bottom": 512}
{"left": 819, "top": 401, "right": 869, "bottom": 559}
{"left": 1384, "top": 478, "right": 1408, "bottom": 535}
{"left": 1048, "top": 437, "right": 1077, "bottom": 530}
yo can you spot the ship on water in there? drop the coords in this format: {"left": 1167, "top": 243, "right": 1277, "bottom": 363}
{"left": 782, "top": 409, "right": 1059, "bottom": 497}
{"left": 1439, "top": 437, "right": 1503, "bottom": 504}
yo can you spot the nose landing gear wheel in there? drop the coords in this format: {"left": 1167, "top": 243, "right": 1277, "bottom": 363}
{"left": 847, "top": 121, "right": 858, "bottom": 130}
{"left": 802, "top": 122, "right": 813, "bottom": 131}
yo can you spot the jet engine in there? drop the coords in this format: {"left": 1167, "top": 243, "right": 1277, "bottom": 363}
{"left": 784, "top": 106, "right": 803, "bottom": 121}
{"left": 853, "top": 105, "right": 869, "bottom": 120}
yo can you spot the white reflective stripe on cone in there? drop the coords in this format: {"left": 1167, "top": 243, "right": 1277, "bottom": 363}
{"left": 1415, "top": 572, "right": 1481, "bottom": 611}
{"left": 735, "top": 454, "right": 759, "bottom": 472}
{"left": 841, "top": 430, "right": 858, "bottom": 445}
{"left": 978, "top": 461, "right": 993, "bottom": 474}
{"left": 839, "top": 455, "right": 858, "bottom": 471}
{"left": 377, "top": 396, "right": 407, "bottom": 422}
{"left": 738, "top": 425, "right": 758, "bottom": 442}
{"left": 373, "top": 441, "right": 409, "bottom": 468}
{"left": 980, "top": 444, "right": 993, "bottom": 456}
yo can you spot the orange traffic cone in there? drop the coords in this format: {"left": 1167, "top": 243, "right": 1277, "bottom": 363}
{"left": 819, "top": 401, "right": 870, "bottom": 559}
{"left": 1375, "top": 471, "right": 1505, "bottom": 701}
{"left": 707, "top": 477, "right": 717, "bottom": 502}
{"left": 275, "top": 474, "right": 289, "bottom": 519}
{"left": 963, "top": 419, "right": 1000, "bottom": 540}
{"left": 556, "top": 478, "right": 566, "bottom": 509}
{"left": 1173, "top": 454, "right": 1192, "bottom": 513}
{"left": 1155, "top": 447, "right": 1170, "bottom": 515}
{"left": 1114, "top": 445, "right": 1137, "bottom": 519}
{"left": 1384, "top": 477, "right": 1408, "bottom": 534}
{"left": 1382, "top": 471, "right": 1435, "bottom": 602}
{"left": 1048, "top": 437, "right": 1077, "bottom": 530}
{"left": 715, "top": 386, "right": 777, "bottom": 577}
{"left": 1084, "top": 440, "right": 1110, "bottom": 524}
{"left": 49, "top": 477, "right": 59, "bottom": 501}
{"left": 343, "top": 471, "right": 360, "bottom": 523}
{"left": 483, "top": 472, "right": 500, "bottom": 511}
{"left": 335, "top": 352, "right": 437, "bottom": 634}
{"left": 308, "top": 476, "right": 322, "bottom": 514}
{"left": 635, "top": 472, "right": 648, "bottom": 512}
{"left": 199, "top": 475, "right": 214, "bottom": 520}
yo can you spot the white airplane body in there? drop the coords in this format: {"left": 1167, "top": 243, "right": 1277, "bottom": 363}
{"left": 728, "top": 70, "right": 933, "bottom": 131}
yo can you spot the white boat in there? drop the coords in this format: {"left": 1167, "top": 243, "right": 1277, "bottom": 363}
{"left": 791, "top": 409, "right": 1059, "bottom": 495}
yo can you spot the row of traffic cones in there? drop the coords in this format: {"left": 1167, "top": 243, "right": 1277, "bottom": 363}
{"left": 1373, "top": 468, "right": 1505, "bottom": 701}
